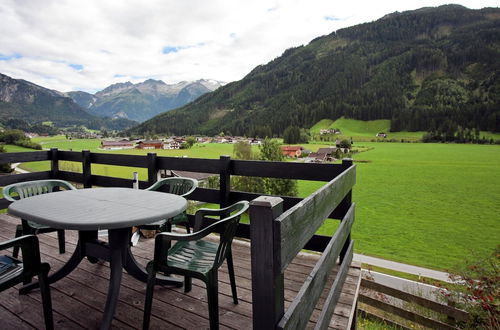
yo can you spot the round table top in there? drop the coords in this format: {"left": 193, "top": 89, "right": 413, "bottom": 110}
{"left": 7, "top": 188, "right": 188, "bottom": 231}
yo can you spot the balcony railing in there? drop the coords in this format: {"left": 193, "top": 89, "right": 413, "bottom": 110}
{"left": 0, "top": 148, "right": 358, "bottom": 329}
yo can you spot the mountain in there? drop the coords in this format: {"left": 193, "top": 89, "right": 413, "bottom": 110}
{"left": 0, "top": 73, "right": 136, "bottom": 131}
{"left": 68, "top": 79, "right": 224, "bottom": 122}
{"left": 129, "top": 5, "right": 500, "bottom": 137}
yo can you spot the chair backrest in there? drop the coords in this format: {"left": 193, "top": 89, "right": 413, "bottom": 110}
{"left": 211, "top": 201, "right": 249, "bottom": 269}
{"left": 146, "top": 177, "right": 198, "bottom": 197}
{"left": 2, "top": 179, "right": 76, "bottom": 202}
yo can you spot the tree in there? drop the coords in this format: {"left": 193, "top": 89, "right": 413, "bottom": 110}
{"left": 339, "top": 139, "right": 351, "bottom": 149}
{"left": 185, "top": 136, "right": 196, "bottom": 148}
{"left": 283, "top": 126, "right": 301, "bottom": 144}
{"left": 0, "top": 145, "right": 13, "bottom": 173}
{"left": 258, "top": 138, "right": 298, "bottom": 197}
{"left": 232, "top": 141, "right": 265, "bottom": 193}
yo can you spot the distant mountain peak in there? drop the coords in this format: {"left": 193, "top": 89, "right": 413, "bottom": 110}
{"left": 69, "top": 78, "right": 224, "bottom": 122}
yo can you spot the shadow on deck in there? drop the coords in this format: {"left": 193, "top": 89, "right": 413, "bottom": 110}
{"left": 0, "top": 214, "right": 360, "bottom": 329}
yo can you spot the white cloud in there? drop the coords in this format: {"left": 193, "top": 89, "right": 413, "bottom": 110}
{"left": 0, "top": 0, "right": 498, "bottom": 92}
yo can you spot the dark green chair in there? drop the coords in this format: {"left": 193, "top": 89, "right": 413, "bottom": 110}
{"left": 138, "top": 177, "right": 198, "bottom": 233}
{"left": 143, "top": 201, "right": 249, "bottom": 330}
{"left": 3, "top": 179, "right": 76, "bottom": 258}
{"left": 0, "top": 235, "right": 53, "bottom": 329}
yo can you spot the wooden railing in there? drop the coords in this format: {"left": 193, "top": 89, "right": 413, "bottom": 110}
{"left": 359, "top": 279, "right": 469, "bottom": 330}
{"left": 0, "top": 149, "right": 357, "bottom": 329}
{"left": 249, "top": 160, "right": 356, "bottom": 329}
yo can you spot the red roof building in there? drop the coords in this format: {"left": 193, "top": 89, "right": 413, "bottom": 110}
{"left": 137, "top": 140, "right": 163, "bottom": 149}
{"left": 280, "top": 146, "right": 304, "bottom": 158}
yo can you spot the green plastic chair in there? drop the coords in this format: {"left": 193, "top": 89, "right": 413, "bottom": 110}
{"left": 3, "top": 179, "right": 76, "bottom": 258}
{"left": 0, "top": 235, "right": 53, "bottom": 329}
{"left": 139, "top": 177, "right": 198, "bottom": 233}
{"left": 143, "top": 201, "right": 249, "bottom": 330}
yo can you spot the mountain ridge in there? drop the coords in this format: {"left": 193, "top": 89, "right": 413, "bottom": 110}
{"left": 129, "top": 5, "right": 500, "bottom": 136}
{"left": 68, "top": 79, "right": 224, "bottom": 122}
{"left": 0, "top": 72, "right": 136, "bottom": 131}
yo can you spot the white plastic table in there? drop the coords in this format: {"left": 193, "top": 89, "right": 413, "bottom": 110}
{"left": 8, "top": 187, "right": 187, "bottom": 330}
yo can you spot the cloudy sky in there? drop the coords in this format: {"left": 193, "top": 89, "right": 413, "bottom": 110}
{"left": 0, "top": 0, "right": 498, "bottom": 93}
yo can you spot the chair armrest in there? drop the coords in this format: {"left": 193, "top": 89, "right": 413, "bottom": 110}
{"left": 155, "top": 221, "right": 219, "bottom": 243}
{"left": 0, "top": 235, "right": 41, "bottom": 276}
{"left": 193, "top": 201, "right": 248, "bottom": 231}
{"left": 0, "top": 234, "right": 38, "bottom": 251}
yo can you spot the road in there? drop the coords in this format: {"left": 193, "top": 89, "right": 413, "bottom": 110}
{"left": 353, "top": 253, "right": 452, "bottom": 282}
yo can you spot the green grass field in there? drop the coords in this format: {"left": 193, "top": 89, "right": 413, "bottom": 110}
{"left": 7, "top": 137, "right": 500, "bottom": 271}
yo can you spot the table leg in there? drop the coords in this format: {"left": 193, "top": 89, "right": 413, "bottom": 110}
{"left": 19, "top": 230, "right": 88, "bottom": 294}
{"left": 99, "top": 229, "right": 125, "bottom": 330}
{"left": 122, "top": 229, "right": 183, "bottom": 287}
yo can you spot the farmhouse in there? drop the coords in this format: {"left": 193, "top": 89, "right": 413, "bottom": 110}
{"left": 137, "top": 140, "right": 163, "bottom": 149}
{"left": 101, "top": 140, "right": 135, "bottom": 150}
{"left": 319, "top": 128, "right": 341, "bottom": 135}
{"left": 281, "top": 145, "right": 304, "bottom": 158}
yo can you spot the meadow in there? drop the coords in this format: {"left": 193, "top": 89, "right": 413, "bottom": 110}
{"left": 10, "top": 136, "right": 500, "bottom": 271}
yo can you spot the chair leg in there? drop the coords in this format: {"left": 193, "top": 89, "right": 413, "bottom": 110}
{"left": 184, "top": 276, "right": 192, "bottom": 293}
{"left": 206, "top": 273, "right": 219, "bottom": 330}
{"left": 38, "top": 264, "right": 54, "bottom": 330}
{"left": 13, "top": 224, "right": 23, "bottom": 258}
{"left": 57, "top": 229, "right": 65, "bottom": 254}
{"left": 143, "top": 263, "right": 157, "bottom": 330}
{"left": 226, "top": 250, "right": 238, "bottom": 304}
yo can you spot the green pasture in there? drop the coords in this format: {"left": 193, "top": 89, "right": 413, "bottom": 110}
{"left": 348, "top": 142, "right": 500, "bottom": 271}
{"left": 7, "top": 137, "right": 500, "bottom": 271}
{"left": 310, "top": 117, "right": 425, "bottom": 141}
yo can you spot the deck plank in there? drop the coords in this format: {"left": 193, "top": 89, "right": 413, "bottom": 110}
{"left": 0, "top": 214, "right": 359, "bottom": 329}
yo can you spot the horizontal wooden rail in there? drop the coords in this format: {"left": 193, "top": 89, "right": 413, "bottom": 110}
{"left": 358, "top": 294, "right": 458, "bottom": 330}
{"left": 91, "top": 153, "right": 148, "bottom": 167}
{"left": 0, "top": 151, "right": 50, "bottom": 163}
{"left": 157, "top": 157, "right": 221, "bottom": 173}
{"left": 278, "top": 204, "right": 355, "bottom": 329}
{"left": 277, "top": 165, "right": 356, "bottom": 272}
{"left": 57, "top": 150, "right": 82, "bottom": 162}
{"left": 0, "top": 171, "right": 51, "bottom": 187}
{"left": 232, "top": 159, "right": 346, "bottom": 181}
{"left": 361, "top": 279, "right": 469, "bottom": 322}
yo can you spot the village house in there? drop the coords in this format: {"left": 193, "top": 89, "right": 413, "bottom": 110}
{"left": 319, "top": 128, "right": 341, "bottom": 135}
{"left": 137, "top": 140, "right": 163, "bottom": 149}
{"left": 100, "top": 140, "right": 135, "bottom": 150}
{"left": 281, "top": 145, "right": 304, "bottom": 158}
{"left": 162, "top": 138, "right": 181, "bottom": 149}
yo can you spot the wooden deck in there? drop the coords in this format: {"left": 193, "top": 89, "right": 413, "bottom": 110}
{"left": 0, "top": 214, "right": 360, "bottom": 329}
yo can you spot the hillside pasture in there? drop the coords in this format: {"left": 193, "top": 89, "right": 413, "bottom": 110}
{"left": 310, "top": 117, "right": 425, "bottom": 141}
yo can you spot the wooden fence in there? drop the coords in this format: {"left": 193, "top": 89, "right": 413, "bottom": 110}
{"left": 249, "top": 161, "right": 356, "bottom": 329}
{"left": 358, "top": 278, "right": 469, "bottom": 329}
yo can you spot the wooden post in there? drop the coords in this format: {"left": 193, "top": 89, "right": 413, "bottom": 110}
{"left": 250, "top": 196, "right": 285, "bottom": 329}
{"left": 340, "top": 158, "right": 353, "bottom": 264}
{"left": 82, "top": 150, "right": 92, "bottom": 188}
{"left": 50, "top": 148, "right": 59, "bottom": 179}
{"left": 219, "top": 155, "right": 231, "bottom": 208}
{"left": 147, "top": 153, "right": 157, "bottom": 187}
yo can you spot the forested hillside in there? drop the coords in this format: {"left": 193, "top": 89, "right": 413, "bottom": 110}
{"left": 130, "top": 5, "right": 500, "bottom": 137}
